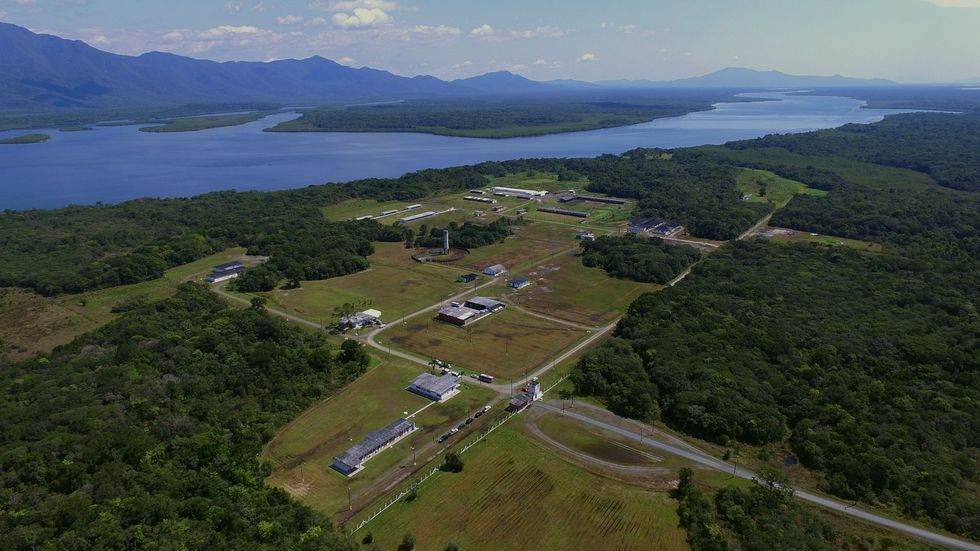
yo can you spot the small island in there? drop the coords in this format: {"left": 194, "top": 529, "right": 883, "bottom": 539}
{"left": 0, "top": 133, "right": 50, "bottom": 144}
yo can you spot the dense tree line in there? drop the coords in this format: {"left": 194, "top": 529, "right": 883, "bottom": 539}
{"left": 0, "top": 166, "right": 485, "bottom": 296}
{"left": 580, "top": 235, "right": 701, "bottom": 284}
{"left": 573, "top": 241, "right": 980, "bottom": 537}
{"left": 0, "top": 284, "right": 368, "bottom": 549}
{"left": 414, "top": 218, "right": 514, "bottom": 250}
{"left": 267, "top": 93, "right": 733, "bottom": 138}
{"left": 730, "top": 113, "right": 980, "bottom": 192}
{"left": 673, "top": 468, "right": 914, "bottom": 550}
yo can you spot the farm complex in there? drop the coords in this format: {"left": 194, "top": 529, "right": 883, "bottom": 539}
{"left": 245, "top": 168, "right": 906, "bottom": 550}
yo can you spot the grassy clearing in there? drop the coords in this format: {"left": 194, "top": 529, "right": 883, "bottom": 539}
{"left": 536, "top": 413, "right": 662, "bottom": 467}
{"left": 507, "top": 251, "right": 661, "bottom": 326}
{"left": 485, "top": 170, "right": 589, "bottom": 192}
{"left": 736, "top": 168, "right": 828, "bottom": 208}
{"left": 261, "top": 357, "right": 496, "bottom": 518}
{"left": 382, "top": 307, "right": 588, "bottom": 380}
{"left": 240, "top": 243, "right": 468, "bottom": 325}
{"left": 0, "top": 248, "right": 250, "bottom": 361}
{"left": 358, "top": 422, "right": 689, "bottom": 551}
{"left": 460, "top": 220, "right": 578, "bottom": 273}
{"left": 766, "top": 231, "right": 885, "bottom": 253}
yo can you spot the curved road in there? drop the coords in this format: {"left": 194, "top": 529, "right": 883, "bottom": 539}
{"left": 537, "top": 402, "right": 979, "bottom": 551}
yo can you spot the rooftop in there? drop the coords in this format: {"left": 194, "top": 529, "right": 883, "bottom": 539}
{"left": 335, "top": 418, "right": 415, "bottom": 467}
{"left": 439, "top": 306, "right": 478, "bottom": 321}
{"left": 410, "top": 372, "right": 460, "bottom": 395}
{"left": 465, "top": 296, "right": 504, "bottom": 310}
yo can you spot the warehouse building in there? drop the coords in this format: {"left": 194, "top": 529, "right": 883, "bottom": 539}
{"left": 206, "top": 261, "right": 245, "bottom": 283}
{"left": 407, "top": 372, "right": 461, "bottom": 402}
{"left": 538, "top": 207, "right": 590, "bottom": 218}
{"left": 464, "top": 296, "right": 506, "bottom": 313}
{"left": 491, "top": 186, "right": 548, "bottom": 197}
{"left": 509, "top": 277, "right": 531, "bottom": 290}
{"left": 483, "top": 264, "right": 506, "bottom": 277}
{"left": 331, "top": 418, "right": 417, "bottom": 476}
{"left": 399, "top": 211, "right": 436, "bottom": 223}
{"left": 437, "top": 305, "right": 480, "bottom": 326}
{"left": 338, "top": 309, "right": 383, "bottom": 332}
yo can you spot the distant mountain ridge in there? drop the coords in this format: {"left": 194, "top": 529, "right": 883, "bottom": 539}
{"left": 596, "top": 67, "right": 897, "bottom": 88}
{"left": 0, "top": 22, "right": 901, "bottom": 112}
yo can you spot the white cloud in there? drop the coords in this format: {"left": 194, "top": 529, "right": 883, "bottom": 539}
{"left": 332, "top": 7, "right": 391, "bottom": 28}
{"left": 510, "top": 63, "right": 527, "bottom": 71}
{"left": 923, "top": 0, "right": 980, "bottom": 6}
{"left": 310, "top": 16, "right": 327, "bottom": 25}
{"left": 328, "top": 0, "right": 397, "bottom": 9}
{"left": 225, "top": 1, "right": 243, "bottom": 14}
{"left": 203, "top": 25, "right": 264, "bottom": 37}
{"left": 13, "top": 0, "right": 37, "bottom": 4}
{"left": 0, "top": 11, "right": 7, "bottom": 20}
{"left": 277, "top": 15, "right": 304, "bottom": 24}
{"left": 337, "top": 56, "right": 355, "bottom": 64}
{"left": 509, "top": 26, "right": 566, "bottom": 38}
{"left": 620, "top": 24, "right": 636, "bottom": 33}
{"left": 470, "top": 24, "right": 494, "bottom": 37}
{"left": 577, "top": 52, "right": 598, "bottom": 62}
{"left": 252, "top": 2, "right": 265, "bottom": 12}
{"left": 533, "top": 59, "right": 547, "bottom": 65}
{"left": 659, "top": 48, "right": 668, "bottom": 53}
{"left": 90, "top": 34, "right": 110, "bottom": 45}
{"left": 410, "top": 24, "right": 460, "bottom": 36}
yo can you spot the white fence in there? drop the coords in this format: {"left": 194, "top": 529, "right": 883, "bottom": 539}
{"left": 352, "top": 412, "right": 516, "bottom": 533}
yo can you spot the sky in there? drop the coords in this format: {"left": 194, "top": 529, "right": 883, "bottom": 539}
{"left": 2, "top": 0, "right": 980, "bottom": 82}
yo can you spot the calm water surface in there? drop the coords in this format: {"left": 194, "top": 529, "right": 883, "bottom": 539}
{"left": 0, "top": 93, "right": 920, "bottom": 210}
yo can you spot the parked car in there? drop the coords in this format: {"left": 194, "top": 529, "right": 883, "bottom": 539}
{"left": 465, "top": 418, "right": 474, "bottom": 425}
{"left": 457, "top": 423, "right": 466, "bottom": 430}
{"left": 449, "top": 428, "right": 459, "bottom": 435}
{"left": 474, "top": 411, "right": 484, "bottom": 419}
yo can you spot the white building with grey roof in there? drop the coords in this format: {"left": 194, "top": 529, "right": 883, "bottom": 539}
{"left": 407, "top": 372, "right": 461, "bottom": 402}
{"left": 331, "top": 418, "right": 417, "bottom": 476}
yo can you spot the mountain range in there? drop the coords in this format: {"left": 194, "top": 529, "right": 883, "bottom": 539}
{"left": 0, "top": 22, "right": 899, "bottom": 112}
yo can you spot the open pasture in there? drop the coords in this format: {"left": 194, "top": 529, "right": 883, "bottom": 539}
{"left": 358, "top": 422, "right": 688, "bottom": 551}
{"left": 382, "top": 307, "right": 588, "bottom": 380}
{"left": 506, "top": 251, "right": 661, "bottom": 326}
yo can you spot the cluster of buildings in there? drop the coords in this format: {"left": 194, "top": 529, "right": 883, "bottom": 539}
{"left": 491, "top": 186, "right": 548, "bottom": 199}
{"left": 627, "top": 217, "right": 684, "bottom": 237}
{"left": 438, "top": 296, "right": 506, "bottom": 326}
{"left": 507, "top": 377, "right": 543, "bottom": 412}
{"left": 354, "top": 203, "right": 423, "bottom": 222}
{"left": 206, "top": 261, "right": 245, "bottom": 283}
{"left": 331, "top": 418, "right": 417, "bottom": 476}
{"left": 338, "top": 309, "right": 384, "bottom": 332}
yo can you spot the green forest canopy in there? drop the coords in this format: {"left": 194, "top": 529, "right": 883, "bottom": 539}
{"left": 0, "top": 284, "right": 367, "bottom": 549}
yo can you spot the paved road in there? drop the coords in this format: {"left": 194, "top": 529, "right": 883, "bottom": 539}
{"left": 536, "top": 402, "right": 980, "bottom": 551}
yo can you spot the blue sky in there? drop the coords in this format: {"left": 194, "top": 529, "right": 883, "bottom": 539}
{"left": 2, "top": 0, "right": 979, "bottom": 82}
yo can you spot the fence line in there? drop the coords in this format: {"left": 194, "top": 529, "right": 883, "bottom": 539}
{"left": 352, "top": 411, "right": 516, "bottom": 533}
{"left": 543, "top": 373, "right": 569, "bottom": 395}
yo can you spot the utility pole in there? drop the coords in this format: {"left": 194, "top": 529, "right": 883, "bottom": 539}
{"left": 412, "top": 444, "right": 416, "bottom": 466}
{"left": 347, "top": 486, "right": 352, "bottom": 511}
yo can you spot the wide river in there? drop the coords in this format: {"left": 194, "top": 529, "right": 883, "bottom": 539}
{"left": 0, "top": 92, "right": 919, "bottom": 210}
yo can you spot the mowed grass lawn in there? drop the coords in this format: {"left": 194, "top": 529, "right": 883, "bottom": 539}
{"left": 383, "top": 307, "right": 588, "bottom": 380}
{"left": 736, "top": 168, "right": 828, "bottom": 208}
{"left": 248, "top": 242, "right": 468, "bottom": 323}
{"left": 360, "top": 422, "right": 688, "bottom": 551}
{"left": 0, "top": 248, "right": 250, "bottom": 361}
{"left": 506, "top": 251, "right": 662, "bottom": 326}
{"left": 261, "top": 357, "right": 496, "bottom": 518}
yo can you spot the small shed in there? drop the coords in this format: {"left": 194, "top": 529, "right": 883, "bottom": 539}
{"left": 508, "top": 277, "right": 531, "bottom": 290}
{"left": 483, "top": 264, "right": 506, "bottom": 277}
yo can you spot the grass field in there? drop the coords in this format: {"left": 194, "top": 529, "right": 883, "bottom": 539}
{"left": 0, "top": 248, "right": 250, "bottom": 361}
{"left": 382, "top": 307, "right": 589, "bottom": 380}
{"left": 240, "top": 242, "right": 468, "bottom": 326}
{"left": 261, "top": 357, "right": 497, "bottom": 519}
{"left": 765, "top": 231, "right": 885, "bottom": 253}
{"left": 536, "top": 413, "right": 663, "bottom": 467}
{"left": 506, "top": 251, "right": 661, "bottom": 326}
{"left": 358, "top": 422, "right": 689, "bottom": 551}
{"left": 461, "top": 220, "right": 579, "bottom": 273}
{"left": 736, "top": 168, "right": 828, "bottom": 208}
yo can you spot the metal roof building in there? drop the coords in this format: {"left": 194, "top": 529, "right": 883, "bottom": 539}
{"left": 483, "top": 264, "right": 506, "bottom": 277}
{"left": 464, "top": 296, "right": 505, "bottom": 312}
{"left": 509, "top": 277, "right": 531, "bottom": 290}
{"left": 438, "top": 305, "right": 480, "bottom": 326}
{"left": 407, "top": 373, "right": 461, "bottom": 402}
{"left": 331, "top": 418, "right": 416, "bottom": 476}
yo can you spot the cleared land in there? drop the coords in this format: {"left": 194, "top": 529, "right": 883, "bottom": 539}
{"left": 383, "top": 307, "right": 589, "bottom": 380}
{"left": 461, "top": 220, "right": 579, "bottom": 273}
{"left": 506, "top": 251, "right": 662, "bottom": 326}
{"left": 359, "top": 421, "right": 689, "bottom": 551}
{"left": 0, "top": 248, "right": 250, "bottom": 361}
{"left": 261, "top": 357, "right": 497, "bottom": 518}
{"left": 736, "top": 168, "right": 828, "bottom": 208}
{"left": 241, "top": 242, "right": 469, "bottom": 325}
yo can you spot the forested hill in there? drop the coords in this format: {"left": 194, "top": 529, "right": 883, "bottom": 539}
{"left": 729, "top": 112, "right": 980, "bottom": 192}
{"left": 571, "top": 126, "right": 980, "bottom": 538}
{"left": 0, "top": 284, "right": 368, "bottom": 548}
